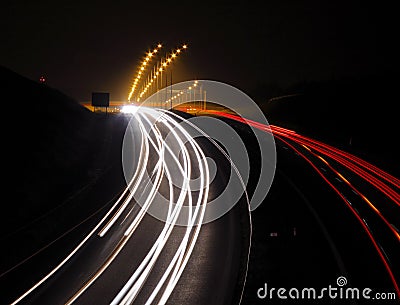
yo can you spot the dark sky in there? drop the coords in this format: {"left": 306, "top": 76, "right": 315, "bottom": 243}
{"left": 1, "top": 0, "right": 395, "bottom": 102}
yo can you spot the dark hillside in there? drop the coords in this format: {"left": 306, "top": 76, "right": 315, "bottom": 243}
{"left": 261, "top": 73, "right": 399, "bottom": 177}
{"left": 0, "top": 67, "right": 131, "bottom": 299}
{"left": 0, "top": 65, "right": 102, "bottom": 236}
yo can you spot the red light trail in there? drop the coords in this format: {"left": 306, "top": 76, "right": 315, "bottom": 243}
{"left": 205, "top": 110, "right": 400, "bottom": 298}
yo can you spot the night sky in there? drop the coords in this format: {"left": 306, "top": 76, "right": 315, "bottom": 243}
{"left": 1, "top": 0, "right": 395, "bottom": 102}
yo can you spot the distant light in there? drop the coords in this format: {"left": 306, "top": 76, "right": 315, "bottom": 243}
{"left": 121, "top": 105, "right": 138, "bottom": 114}
{"left": 39, "top": 76, "right": 46, "bottom": 83}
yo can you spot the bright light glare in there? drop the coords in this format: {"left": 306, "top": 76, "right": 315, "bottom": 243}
{"left": 121, "top": 105, "right": 139, "bottom": 114}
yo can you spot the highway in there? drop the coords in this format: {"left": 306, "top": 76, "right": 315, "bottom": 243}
{"left": 2, "top": 105, "right": 398, "bottom": 304}
{"left": 1, "top": 108, "right": 250, "bottom": 305}
{"left": 206, "top": 111, "right": 400, "bottom": 303}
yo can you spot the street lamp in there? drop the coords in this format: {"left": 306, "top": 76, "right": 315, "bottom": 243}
{"left": 130, "top": 43, "right": 188, "bottom": 108}
{"left": 127, "top": 43, "right": 162, "bottom": 102}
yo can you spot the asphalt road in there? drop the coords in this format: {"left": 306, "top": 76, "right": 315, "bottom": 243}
{"left": 211, "top": 113, "right": 399, "bottom": 305}
{"left": 2, "top": 107, "right": 398, "bottom": 305}
{"left": 1, "top": 109, "right": 250, "bottom": 305}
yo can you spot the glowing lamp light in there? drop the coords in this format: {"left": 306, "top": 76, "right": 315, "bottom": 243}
{"left": 128, "top": 42, "right": 188, "bottom": 102}
{"left": 121, "top": 105, "right": 138, "bottom": 114}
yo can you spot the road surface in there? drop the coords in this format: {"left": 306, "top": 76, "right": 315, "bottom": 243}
{"left": 208, "top": 111, "right": 399, "bottom": 304}
{"left": 1, "top": 108, "right": 250, "bottom": 305}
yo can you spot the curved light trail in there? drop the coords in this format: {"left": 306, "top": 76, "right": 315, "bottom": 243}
{"left": 9, "top": 104, "right": 398, "bottom": 303}
{"left": 206, "top": 110, "right": 400, "bottom": 298}
{"left": 11, "top": 107, "right": 211, "bottom": 305}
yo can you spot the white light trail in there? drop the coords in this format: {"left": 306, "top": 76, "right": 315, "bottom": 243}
{"left": 11, "top": 106, "right": 211, "bottom": 305}
{"left": 111, "top": 109, "right": 209, "bottom": 305}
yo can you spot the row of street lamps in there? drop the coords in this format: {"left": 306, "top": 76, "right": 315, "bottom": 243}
{"left": 127, "top": 43, "right": 188, "bottom": 104}
{"left": 164, "top": 80, "right": 207, "bottom": 111}
{"left": 127, "top": 44, "right": 162, "bottom": 102}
